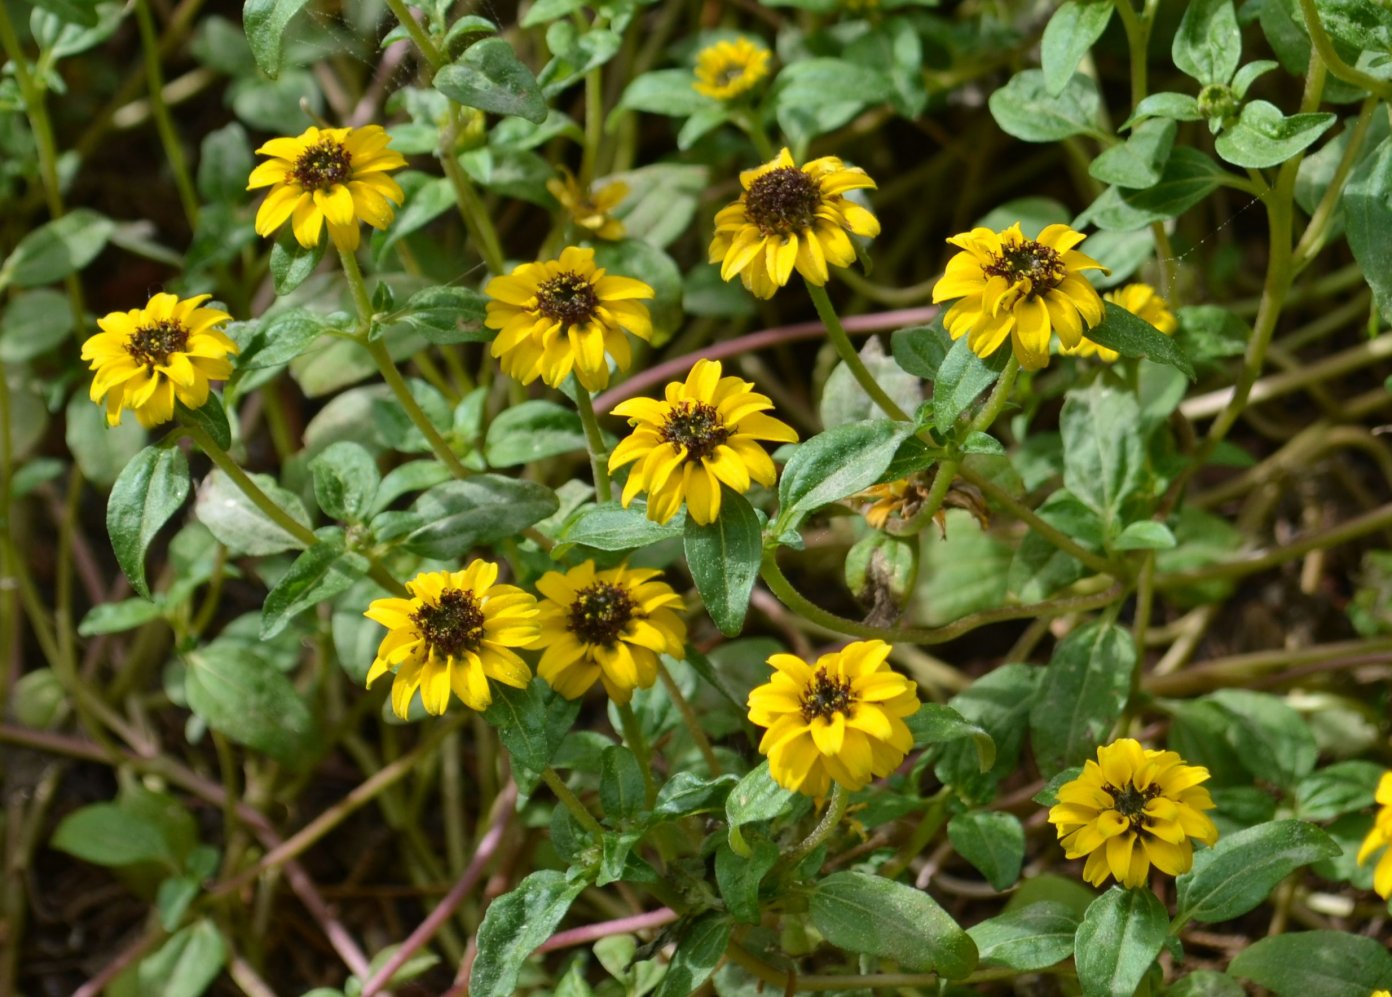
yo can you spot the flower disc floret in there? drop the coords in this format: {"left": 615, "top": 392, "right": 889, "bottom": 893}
{"left": 534, "top": 561, "right": 686, "bottom": 704}
{"left": 1064, "top": 282, "right": 1177, "bottom": 363}
{"left": 747, "top": 640, "right": 920, "bottom": 797}
{"left": 364, "top": 562, "right": 539, "bottom": 718}
{"left": 1047, "top": 738, "right": 1218, "bottom": 889}
{"left": 248, "top": 124, "right": 407, "bottom": 252}
{"left": 710, "top": 147, "right": 879, "bottom": 299}
{"left": 485, "top": 246, "right": 654, "bottom": 392}
{"left": 693, "top": 38, "right": 772, "bottom": 101}
{"left": 933, "top": 222, "right": 1109, "bottom": 370}
{"left": 1357, "top": 770, "right": 1392, "bottom": 899}
{"left": 607, "top": 358, "right": 798, "bottom": 525}
{"left": 81, "top": 293, "right": 238, "bottom": 428}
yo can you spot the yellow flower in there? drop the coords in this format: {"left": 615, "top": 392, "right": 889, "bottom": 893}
{"left": 747, "top": 640, "right": 919, "bottom": 797}
{"left": 248, "top": 124, "right": 407, "bottom": 252}
{"left": 534, "top": 560, "right": 687, "bottom": 704}
{"left": 485, "top": 246, "right": 654, "bottom": 392}
{"left": 81, "top": 293, "right": 237, "bottom": 429}
{"left": 693, "top": 38, "right": 772, "bottom": 101}
{"left": 1065, "top": 282, "right": 1177, "bottom": 362}
{"left": 1048, "top": 738, "right": 1218, "bottom": 889}
{"left": 709, "top": 147, "right": 879, "bottom": 299}
{"left": 608, "top": 358, "right": 798, "bottom": 525}
{"left": 364, "top": 562, "right": 539, "bottom": 718}
{"left": 933, "top": 222, "right": 1109, "bottom": 370}
{"left": 547, "top": 166, "right": 628, "bottom": 241}
{"left": 1357, "top": 770, "right": 1392, "bottom": 899}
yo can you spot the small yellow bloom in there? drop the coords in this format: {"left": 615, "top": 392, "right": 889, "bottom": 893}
{"left": 693, "top": 38, "right": 772, "bottom": 102}
{"left": 747, "top": 640, "right": 920, "bottom": 797}
{"left": 485, "top": 246, "right": 654, "bottom": 392}
{"left": 81, "top": 293, "right": 237, "bottom": 428}
{"left": 534, "top": 560, "right": 686, "bottom": 704}
{"left": 1357, "top": 770, "right": 1392, "bottom": 899}
{"left": 1048, "top": 738, "right": 1218, "bottom": 889}
{"left": 608, "top": 358, "right": 798, "bottom": 525}
{"left": 709, "top": 147, "right": 879, "bottom": 299}
{"left": 364, "top": 562, "right": 539, "bottom": 718}
{"left": 1065, "top": 282, "right": 1177, "bottom": 363}
{"left": 547, "top": 166, "right": 628, "bottom": 241}
{"left": 933, "top": 222, "right": 1109, "bottom": 370}
{"left": 248, "top": 124, "right": 407, "bottom": 252}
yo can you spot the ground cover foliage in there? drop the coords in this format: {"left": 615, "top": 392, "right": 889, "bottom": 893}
{"left": 2, "top": 0, "right": 1392, "bottom": 992}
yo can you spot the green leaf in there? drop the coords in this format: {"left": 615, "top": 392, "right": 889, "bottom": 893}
{"left": 725, "top": 761, "right": 797, "bottom": 853}
{"left": 1074, "top": 887, "right": 1168, "bottom": 997}
{"left": 1172, "top": 0, "right": 1241, "bottom": 85}
{"left": 519, "top": 0, "right": 585, "bottom": 27}
{"left": 242, "top": 0, "right": 310, "bottom": 77}
{"left": 592, "top": 239, "right": 682, "bottom": 337}
{"left": 310, "top": 442, "right": 380, "bottom": 522}
{"left": 435, "top": 38, "right": 547, "bottom": 123}
{"left": 773, "top": 57, "right": 894, "bottom": 148}
{"left": 809, "top": 871, "right": 978, "bottom": 979}
{"left": 64, "top": 391, "right": 145, "bottom": 489}
{"left": 1061, "top": 381, "right": 1147, "bottom": 527}
{"left": 559, "top": 501, "right": 683, "bottom": 551}
{"left": 29, "top": 0, "right": 100, "bottom": 28}
{"left": 1228, "top": 931, "right": 1392, "bottom": 996}
{"left": 934, "top": 664, "right": 1037, "bottom": 797}
{"left": 1085, "top": 301, "right": 1196, "bottom": 377}
{"left": 1343, "top": 135, "right": 1392, "bottom": 320}
{"left": 236, "top": 309, "right": 335, "bottom": 378}
{"left": 1294, "top": 760, "right": 1385, "bottom": 820}
{"left": 891, "top": 320, "right": 951, "bottom": 378}
{"left": 484, "top": 400, "right": 586, "bottom": 467}
{"left": 260, "top": 538, "right": 369, "bottom": 639}
{"left": 107, "top": 446, "right": 191, "bottom": 598}
{"left": 683, "top": 490, "right": 762, "bottom": 637}
{"left": 51, "top": 803, "right": 179, "bottom": 868}
{"left": 78, "top": 598, "right": 164, "bottom": 636}
{"left": 1125, "top": 92, "right": 1204, "bottom": 127}
{"left": 404, "top": 476, "right": 559, "bottom": 559}
{"left": 1009, "top": 491, "right": 1104, "bottom": 601}
{"left": 820, "top": 338, "right": 921, "bottom": 428}
{"left": 988, "top": 70, "right": 1104, "bottom": 143}
{"left": 947, "top": 811, "right": 1025, "bottom": 890}
{"left": 269, "top": 233, "right": 326, "bottom": 295}
{"left": 932, "top": 334, "right": 1007, "bottom": 432}
{"left": 157, "top": 875, "right": 202, "bottom": 932}
{"left": 599, "top": 745, "right": 645, "bottom": 825}
{"left": 1174, "top": 819, "right": 1341, "bottom": 924}
{"left": 469, "top": 871, "right": 589, "bottom": 997}
{"left": 0, "top": 289, "right": 74, "bottom": 362}
{"left": 1041, "top": 0, "right": 1114, "bottom": 96}
{"left": 1083, "top": 148, "right": 1229, "bottom": 231}
{"left": 1208, "top": 689, "right": 1318, "bottom": 788}
{"left": 197, "top": 122, "right": 253, "bottom": 203}
{"left": 616, "top": 69, "right": 712, "bottom": 117}
{"left": 185, "top": 641, "right": 318, "bottom": 763}
{"left": 651, "top": 912, "right": 732, "bottom": 997}
{"left": 482, "top": 682, "right": 580, "bottom": 795}
{"left": 194, "top": 468, "right": 311, "bottom": 556}
{"left": 177, "top": 394, "right": 231, "bottom": 451}
{"left": 906, "top": 704, "right": 996, "bottom": 771}
{"left": 1164, "top": 971, "right": 1246, "bottom": 997}
{"left": 2, "top": 209, "right": 113, "bottom": 288}
{"left": 777, "top": 419, "right": 914, "bottom": 531}
{"left": 395, "top": 286, "right": 490, "bottom": 344}
{"left": 1090, "top": 119, "right": 1177, "bottom": 189}
{"left": 138, "top": 920, "right": 227, "bottom": 997}
{"left": 715, "top": 839, "right": 779, "bottom": 923}
{"left": 1114, "top": 520, "right": 1177, "bottom": 550}
{"left": 967, "top": 902, "right": 1079, "bottom": 971}
{"left": 654, "top": 772, "right": 740, "bottom": 819}
{"left": 1030, "top": 621, "right": 1135, "bottom": 772}
{"left": 1214, "top": 101, "right": 1336, "bottom": 170}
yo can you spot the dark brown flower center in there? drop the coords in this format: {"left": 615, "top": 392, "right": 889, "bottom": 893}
{"left": 412, "top": 589, "right": 486, "bottom": 658}
{"left": 801, "top": 667, "right": 855, "bottom": 722}
{"left": 568, "top": 581, "right": 636, "bottom": 646}
{"left": 126, "top": 320, "right": 189, "bottom": 368}
{"left": 715, "top": 64, "right": 747, "bottom": 87}
{"left": 536, "top": 271, "right": 599, "bottom": 326}
{"left": 983, "top": 240, "right": 1066, "bottom": 298}
{"left": 744, "top": 166, "right": 822, "bottom": 237}
{"left": 291, "top": 140, "right": 352, "bottom": 192}
{"left": 660, "top": 401, "right": 731, "bottom": 462}
{"left": 1106, "top": 781, "right": 1162, "bottom": 829}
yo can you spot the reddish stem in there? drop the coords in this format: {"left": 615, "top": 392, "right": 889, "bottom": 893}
{"left": 536, "top": 907, "right": 679, "bottom": 953}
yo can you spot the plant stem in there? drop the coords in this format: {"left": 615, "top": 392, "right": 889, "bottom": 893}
{"left": 615, "top": 702, "right": 657, "bottom": 808}
{"left": 958, "top": 465, "right": 1117, "bottom": 576}
{"left": 784, "top": 783, "right": 848, "bottom": 869}
{"left": 381, "top": 0, "right": 446, "bottom": 69}
{"left": 439, "top": 109, "right": 507, "bottom": 276}
{"left": 541, "top": 767, "right": 606, "bottom": 837}
{"left": 968, "top": 355, "right": 1019, "bottom": 434}
{"left": 134, "top": 0, "right": 199, "bottom": 228}
{"left": 574, "top": 385, "right": 613, "bottom": 502}
{"left": 805, "top": 281, "right": 910, "bottom": 422}
{"left": 657, "top": 661, "right": 721, "bottom": 774}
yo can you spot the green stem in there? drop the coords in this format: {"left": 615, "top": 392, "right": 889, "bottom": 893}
{"left": 958, "top": 466, "right": 1117, "bottom": 577}
{"left": 381, "top": 0, "right": 446, "bottom": 69}
{"left": 805, "top": 282, "right": 910, "bottom": 422}
{"left": 784, "top": 783, "right": 848, "bottom": 869}
{"left": 1296, "top": 0, "right": 1392, "bottom": 100}
{"left": 541, "top": 767, "right": 605, "bottom": 837}
{"left": 581, "top": 67, "right": 604, "bottom": 184}
{"left": 135, "top": 0, "right": 199, "bottom": 227}
{"left": 967, "top": 355, "right": 1019, "bottom": 434}
{"left": 615, "top": 702, "right": 657, "bottom": 808}
{"left": 574, "top": 385, "right": 613, "bottom": 502}
{"left": 657, "top": 661, "right": 721, "bottom": 775}
{"left": 438, "top": 122, "right": 507, "bottom": 277}
{"left": 338, "top": 247, "right": 472, "bottom": 480}
{"left": 735, "top": 110, "right": 777, "bottom": 160}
